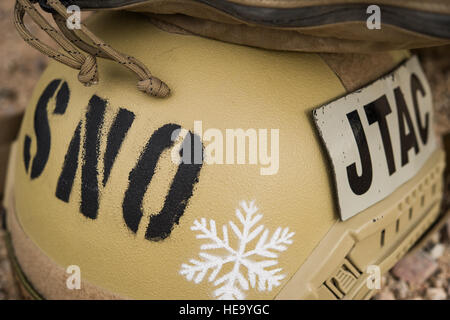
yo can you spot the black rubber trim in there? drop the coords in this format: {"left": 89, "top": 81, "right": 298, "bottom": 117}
{"left": 39, "top": 0, "right": 145, "bottom": 11}
{"left": 196, "top": 0, "right": 450, "bottom": 39}
{"left": 37, "top": 1, "right": 450, "bottom": 39}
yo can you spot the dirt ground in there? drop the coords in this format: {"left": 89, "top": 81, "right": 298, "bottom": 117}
{"left": 0, "top": 0, "right": 449, "bottom": 300}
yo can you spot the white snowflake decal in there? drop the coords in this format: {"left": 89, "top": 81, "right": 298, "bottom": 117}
{"left": 180, "top": 200, "right": 295, "bottom": 300}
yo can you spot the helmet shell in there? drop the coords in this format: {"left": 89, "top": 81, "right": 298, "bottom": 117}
{"left": 12, "top": 12, "right": 408, "bottom": 299}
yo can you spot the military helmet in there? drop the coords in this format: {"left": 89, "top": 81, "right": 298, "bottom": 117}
{"left": 2, "top": 0, "right": 449, "bottom": 300}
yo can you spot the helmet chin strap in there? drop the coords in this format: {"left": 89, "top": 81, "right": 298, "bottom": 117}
{"left": 14, "top": 0, "right": 171, "bottom": 98}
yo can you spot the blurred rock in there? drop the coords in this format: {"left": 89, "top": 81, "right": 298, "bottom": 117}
{"left": 392, "top": 280, "right": 409, "bottom": 299}
{"left": 431, "top": 276, "right": 444, "bottom": 288}
{"left": 0, "top": 88, "right": 17, "bottom": 101}
{"left": 429, "top": 232, "right": 441, "bottom": 245}
{"left": 430, "top": 244, "right": 445, "bottom": 260}
{"left": 391, "top": 251, "right": 438, "bottom": 286}
{"left": 374, "top": 289, "right": 395, "bottom": 300}
{"left": 426, "top": 287, "right": 447, "bottom": 300}
{"left": 445, "top": 220, "right": 450, "bottom": 242}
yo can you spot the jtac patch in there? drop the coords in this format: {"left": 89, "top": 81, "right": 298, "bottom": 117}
{"left": 313, "top": 56, "right": 436, "bottom": 221}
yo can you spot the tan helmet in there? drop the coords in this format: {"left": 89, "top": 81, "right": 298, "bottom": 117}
{"left": 2, "top": 0, "right": 449, "bottom": 300}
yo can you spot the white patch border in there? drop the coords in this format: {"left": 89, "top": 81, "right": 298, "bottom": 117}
{"left": 313, "top": 56, "right": 436, "bottom": 221}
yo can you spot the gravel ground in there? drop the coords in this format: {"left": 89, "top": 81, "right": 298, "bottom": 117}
{"left": 372, "top": 46, "right": 450, "bottom": 300}
{"left": 0, "top": 0, "right": 449, "bottom": 300}
{"left": 0, "top": 2, "right": 48, "bottom": 114}
{"left": 0, "top": 0, "right": 47, "bottom": 300}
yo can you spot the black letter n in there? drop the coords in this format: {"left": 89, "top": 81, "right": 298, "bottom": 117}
{"left": 55, "top": 95, "right": 134, "bottom": 219}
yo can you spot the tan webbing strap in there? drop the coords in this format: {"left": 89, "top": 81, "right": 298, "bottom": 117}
{"left": 14, "top": 0, "right": 170, "bottom": 98}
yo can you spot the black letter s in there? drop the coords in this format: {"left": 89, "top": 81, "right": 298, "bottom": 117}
{"left": 24, "top": 79, "right": 70, "bottom": 179}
